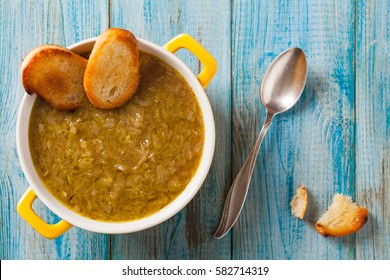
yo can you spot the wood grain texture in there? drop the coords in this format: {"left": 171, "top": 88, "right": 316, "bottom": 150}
{"left": 109, "top": 0, "right": 232, "bottom": 259}
{"left": 1, "top": 0, "right": 389, "bottom": 260}
{"left": 0, "top": 0, "right": 109, "bottom": 260}
{"left": 355, "top": 0, "right": 390, "bottom": 260}
{"left": 231, "top": 0, "right": 356, "bottom": 259}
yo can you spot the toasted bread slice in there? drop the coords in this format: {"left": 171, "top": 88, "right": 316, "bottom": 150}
{"left": 315, "top": 194, "right": 368, "bottom": 237}
{"left": 21, "top": 45, "right": 88, "bottom": 110}
{"left": 84, "top": 28, "right": 139, "bottom": 109}
{"left": 290, "top": 184, "right": 308, "bottom": 219}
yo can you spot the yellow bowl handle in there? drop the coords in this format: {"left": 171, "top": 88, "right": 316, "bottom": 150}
{"left": 17, "top": 187, "right": 73, "bottom": 239}
{"left": 163, "top": 34, "right": 217, "bottom": 89}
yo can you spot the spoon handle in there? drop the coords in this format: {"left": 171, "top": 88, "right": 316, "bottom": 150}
{"left": 214, "top": 112, "right": 274, "bottom": 239}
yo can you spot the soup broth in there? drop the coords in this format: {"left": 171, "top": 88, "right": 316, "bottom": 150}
{"left": 29, "top": 51, "right": 204, "bottom": 222}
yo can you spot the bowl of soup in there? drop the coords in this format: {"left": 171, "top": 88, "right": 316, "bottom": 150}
{"left": 16, "top": 34, "right": 217, "bottom": 238}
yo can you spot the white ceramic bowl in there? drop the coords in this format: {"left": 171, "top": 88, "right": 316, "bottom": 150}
{"left": 17, "top": 34, "right": 217, "bottom": 238}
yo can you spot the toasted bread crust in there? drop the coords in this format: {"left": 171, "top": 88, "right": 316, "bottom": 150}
{"left": 84, "top": 28, "right": 139, "bottom": 109}
{"left": 290, "top": 184, "right": 308, "bottom": 219}
{"left": 315, "top": 194, "right": 368, "bottom": 237}
{"left": 21, "top": 45, "right": 88, "bottom": 110}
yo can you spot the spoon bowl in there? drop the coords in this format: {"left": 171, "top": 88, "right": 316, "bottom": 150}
{"left": 214, "top": 47, "right": 307, "bottom": 239}
{"left": 261, "top": 48, "right": 307, "bottom": 114}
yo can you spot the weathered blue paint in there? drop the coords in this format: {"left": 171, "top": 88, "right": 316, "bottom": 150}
{"left": 0, "top": 0, "right": 388, "bottom": 260}
{"left": 0, "top": 0, "right": 110, "bottom": 260}
{"left": 232, "top": 0, "right": 357, "bottom": 259}
{"left": 109, "top": 0, "right": 232, "bottom": 260}
{"left": 355, "top": 0, "right": 390, "bottom": 260}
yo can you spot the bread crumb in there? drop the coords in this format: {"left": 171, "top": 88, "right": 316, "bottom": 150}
{"left": 314, "top": 194, "right": 368, "bottom": 237}
{"left": 290, "top": 184, "right": 308, "bottom": 219}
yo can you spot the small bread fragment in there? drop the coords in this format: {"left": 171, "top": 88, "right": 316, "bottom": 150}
{"left": 21, "top": 45, "right": 88, "bottom": 110}
{"left": 315, "top": 194, "right": 368, "bottom": 237}
{"left": 84, "top": 28, "right": 139, "bottom": 109}
{"left": 290, "top": 184, "right": 308, "bottom": 219}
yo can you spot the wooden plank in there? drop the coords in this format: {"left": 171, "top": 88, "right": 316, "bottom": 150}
{"left": 110, "top": 0, "right": 232, "bottom": 259}
{"left": 355, "top": 0, "right": 390, "bottom": 259}
{"left": 232, "top": 0, "right": 356, "bottom": 259}
{"left": 0, "top": 0, "right": 109, "bottom": 259}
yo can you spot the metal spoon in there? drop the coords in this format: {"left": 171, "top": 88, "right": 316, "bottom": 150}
{"left": 214, "top": 48, "right": 307, "bottom": 239}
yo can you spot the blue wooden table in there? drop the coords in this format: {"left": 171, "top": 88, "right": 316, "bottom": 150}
{"left": 0, "top": 0, "right": 389, "bottom": 260}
